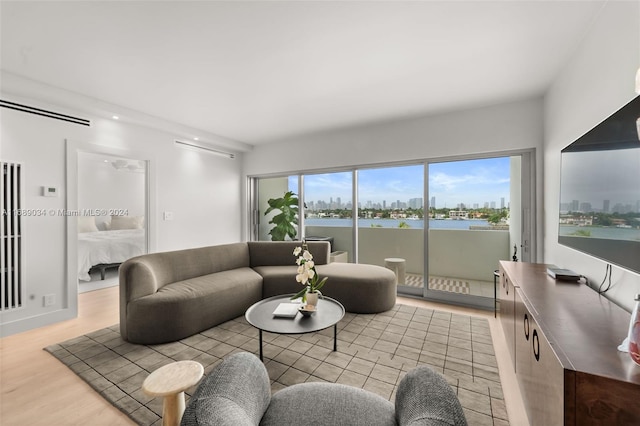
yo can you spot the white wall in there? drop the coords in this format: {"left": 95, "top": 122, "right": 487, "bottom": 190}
{"left": 1, "top": 85, "right": 245, "bottom": 335}
{"left": 244, "top": 97, "right": 545, "bottom": 260}
{"left": 544, "top": 1, "right": 640, "bottom": 311}
{"left": 78, "top": 152, "right": 146, "bottom": 229}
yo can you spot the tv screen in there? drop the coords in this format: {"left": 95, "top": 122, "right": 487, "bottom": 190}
{"left": 558, "top": 95, "right": 640, "bottom": 275}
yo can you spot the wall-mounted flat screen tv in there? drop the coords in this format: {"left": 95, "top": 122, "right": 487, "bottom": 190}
{"left": 558, "top": 95, "right": 640, "bottom": 275}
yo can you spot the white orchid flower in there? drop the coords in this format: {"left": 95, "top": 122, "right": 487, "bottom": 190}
{"left": 303, "top": 250, "right": 313, "bottom": 261}
{"left": 306, "top": 260, "right": 315, "bottom": 269}
{"left": 293, "top": 247, "right": 302, "bottom": 256}
{"left": 296, "top": 272, "right": 308, "bottom": 284}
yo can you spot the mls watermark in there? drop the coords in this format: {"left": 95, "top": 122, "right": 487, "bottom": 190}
{"left": 2, "top": 209, "right": 129, "bottom": 217}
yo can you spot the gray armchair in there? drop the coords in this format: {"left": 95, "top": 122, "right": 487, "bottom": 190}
{"left": 181, "top": 352, "right": 467, "bottom": 426}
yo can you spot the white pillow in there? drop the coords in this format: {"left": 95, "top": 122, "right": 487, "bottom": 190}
{"left": 110, "top": 215, "right": 144, "bottom": 230}
{"left": 78, "top": 216, "right": 99, "bottom": 233}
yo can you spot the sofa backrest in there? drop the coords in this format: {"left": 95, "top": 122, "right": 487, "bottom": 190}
{"left": 120, "top": 242, "right": 251, "bottom": 301}
{"left": 248, "top": 241, "right": 330, "bottom": 267}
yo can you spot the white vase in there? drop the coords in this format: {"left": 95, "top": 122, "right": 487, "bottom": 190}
{"left": 305, "top": 291, "right": 319, "bottom": 307}
{"left": 629, "top": 294, "right": 640, "bottom": 366}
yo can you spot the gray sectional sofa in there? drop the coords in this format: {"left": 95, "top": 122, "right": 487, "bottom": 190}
{"left": 119, "top": 241, "right": 397, "bottom": 344}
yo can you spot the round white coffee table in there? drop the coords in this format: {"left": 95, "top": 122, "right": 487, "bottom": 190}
{"left": 142, "top": 360, "right": 204, "bottom": 426}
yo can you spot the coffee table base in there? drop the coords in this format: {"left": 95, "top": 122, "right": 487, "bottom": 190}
{"left": 257, "top": 323, "right": 338, "bottom": 361}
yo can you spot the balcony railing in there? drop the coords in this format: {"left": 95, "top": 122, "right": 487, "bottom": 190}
{"left": 306, "top": 225, "right": 509, "bottom": 286}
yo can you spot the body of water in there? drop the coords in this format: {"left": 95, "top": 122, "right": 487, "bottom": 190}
{"left": 305, "top": 218, "right": 492, "bottom": 230}
{"left": 559, "top": 225, "right": 640, "bottom": 242}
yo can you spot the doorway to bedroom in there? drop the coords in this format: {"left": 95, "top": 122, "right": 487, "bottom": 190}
{"left": 76, "top": 152, "right": 147, "bottom": 293}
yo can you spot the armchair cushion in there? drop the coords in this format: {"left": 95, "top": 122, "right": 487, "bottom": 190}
{"left": 395, "top": 366, "right": 467, "bottom": 426}
{"left": 260, "top": 382, "right": 396, "bottom": 426}
{"left": 181, "top": 352, "right": 270, "bottom": 426}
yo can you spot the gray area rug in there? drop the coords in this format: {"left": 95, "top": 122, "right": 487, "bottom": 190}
{"left": 45, "top": 304, "right": 508, "bottom": 426}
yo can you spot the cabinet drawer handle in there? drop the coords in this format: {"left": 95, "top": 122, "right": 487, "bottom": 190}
{"left": 524, "top": 313, "right": 530, "bottom": 340}
{"left": 532, "top": 329, "right": 540, "bottom": 362}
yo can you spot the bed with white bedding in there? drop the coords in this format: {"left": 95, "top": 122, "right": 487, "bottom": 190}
{"left": 77, "top": 228, "right": 146, "bottom": 281}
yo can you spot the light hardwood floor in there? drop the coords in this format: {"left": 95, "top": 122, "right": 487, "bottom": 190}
{"left": 0, "top": 287, "right": 529, "bottom": 426}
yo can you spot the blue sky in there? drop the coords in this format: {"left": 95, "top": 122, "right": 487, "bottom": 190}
{"left": 290, "top": 157, "right": 511, "bottom": 208}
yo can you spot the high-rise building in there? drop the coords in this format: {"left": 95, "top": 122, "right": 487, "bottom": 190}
{"left": 501, "top": 197, "right": 505, "bottom": 209}
{"left": 603, "top": 199, "right": 610, "bottom": 213}
{"left": 430, "top": 196, "right": 436, "bottom": 209}
{"left": 409, "top": 197, "right": 423, "bottom": 209}
{"left": 579, "top": 202, "right": 592, "bottom": 212}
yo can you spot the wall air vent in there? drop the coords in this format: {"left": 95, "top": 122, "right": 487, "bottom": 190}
{"left": 0, "top": 99, "right": 90, "bottom": 126}
{"left": 1, "top": 161, "right": 25, "bottom": 311}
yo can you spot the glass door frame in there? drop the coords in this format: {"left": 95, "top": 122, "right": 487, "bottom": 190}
{"left": 421, "top": 149, "right": 536, "bottom": 309}
{"left": 247, "top": 148, "right": 536, "bottom": 311}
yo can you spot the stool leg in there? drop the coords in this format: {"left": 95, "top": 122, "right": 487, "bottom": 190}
{"left": 162, "top": 391, "right": 185, "bottom": 426}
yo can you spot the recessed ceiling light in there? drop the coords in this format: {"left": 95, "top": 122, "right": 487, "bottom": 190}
{"left": 112, "top": 115, "right": 119, "bottom": 120}
{"left": 194, "top": 137, "right": 199, "bottom": 141}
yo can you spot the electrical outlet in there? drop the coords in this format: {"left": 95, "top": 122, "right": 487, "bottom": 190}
{"left": 43, "top": 294, "right": 55, "bottom": 307}
{"left": 163, "top": 211, "right": 174, "bottom": 221}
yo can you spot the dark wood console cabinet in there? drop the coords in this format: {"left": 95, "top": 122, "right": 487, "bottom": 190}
{"left": 499, "top": 261, "right": 640, "bottom": 425}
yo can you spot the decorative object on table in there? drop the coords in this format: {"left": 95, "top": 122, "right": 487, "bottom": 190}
{"left": 629, "top": 294, "right": 640, "bottom": 366}
{"left": 298, "top": 304, "right": 316, "bottom": 317}
{"left": 272, "top": 302, "right": 300, "bottom": 318}
{"left": 264, "top": 191, "right": 299, "bottom": 241}
{"left": 291, "top": 240, "right": 328, "bottom": 307}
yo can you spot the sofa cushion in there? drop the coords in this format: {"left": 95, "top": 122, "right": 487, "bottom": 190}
{"left": 316, "top": 263, "right": 397, "bottom": 313}
{"left": 125, "top": 267, "right": 262, "bottom": 344}
{"left": 248, "top": 241, "right": 330, "bottom": 267}
{"left": 252, "top": 265, "right": 301, "bottom": 298}
{"left": 125, "top": 243, "right": 251, "bottom": 293}
{"left": 260, "top": 382, "right": 396, "bottom": 426}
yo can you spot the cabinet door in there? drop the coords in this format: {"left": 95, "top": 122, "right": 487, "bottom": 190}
{"left": 499, "top": 267, "right": 516, "bottom": 370}
{"left": 514, "top": 289, "right": 533, "bottom": 407}
{"left": 516, "top": 288, "right": 565, "bottom": 426}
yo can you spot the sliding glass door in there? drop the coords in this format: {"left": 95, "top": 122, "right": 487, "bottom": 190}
{"left": 357, "top": 165, "right": 424, "bottom": 296}
{"left": 303, "top": 172, "right": 354, "bottom": 260}
{"left": 253, "top": 175, "right": 298, "bottom": 241}
{"left": 249, "top": 150, "right": 535, "bottom": 311}
{"left": 425, "top": 154, "right": 532, "bottom": 308}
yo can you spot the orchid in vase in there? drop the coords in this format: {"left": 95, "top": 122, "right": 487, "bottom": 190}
{"left": 291, "top": 243, "right": 328, "bottom": 304}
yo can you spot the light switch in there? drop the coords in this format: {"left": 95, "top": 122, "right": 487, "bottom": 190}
{"left": 43, "top": 186, "right": 58, "bottom": 197}
{"left": 163, "top": 211, "right": 174, "bottom": 221}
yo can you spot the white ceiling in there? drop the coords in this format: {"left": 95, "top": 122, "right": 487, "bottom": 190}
{"left": 1, "top": 1, "right": 606, "bottom": 146}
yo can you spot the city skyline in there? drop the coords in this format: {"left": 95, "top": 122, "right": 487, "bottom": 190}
{"left": 560, "top": 148, "right": 640, "bottom": 212}
{"left": 289, "top": 157, "right": 511, "bottom": 209}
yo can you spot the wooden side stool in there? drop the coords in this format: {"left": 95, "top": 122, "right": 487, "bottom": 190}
{"left": 142, "top": 360, "right": 204, "bottom": 426}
